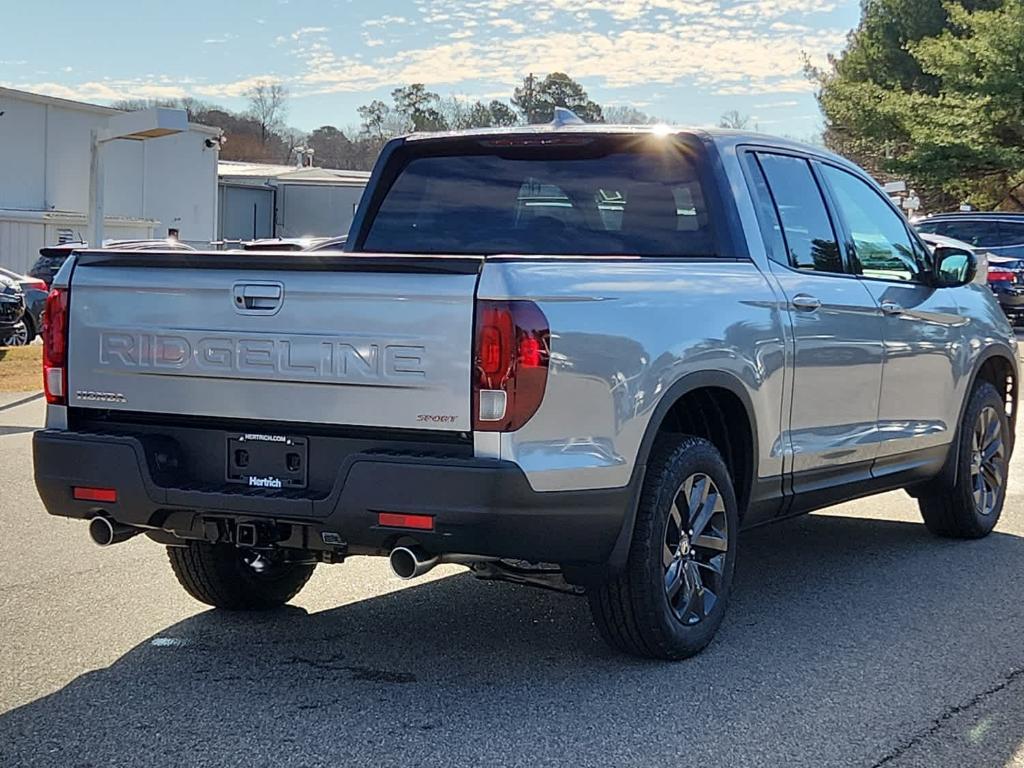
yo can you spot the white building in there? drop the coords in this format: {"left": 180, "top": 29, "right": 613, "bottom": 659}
{"left": 0, "top": 87, "right": 221, "bottom": 273}
{"left": 218, "top": 161, "right": 370, "bottom": 242}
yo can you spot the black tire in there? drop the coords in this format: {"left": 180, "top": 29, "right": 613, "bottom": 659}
{"left": 22, "top": 315, "right": 36, "bottom": 344}
{"left": 167, "top": 542, "right": 316, "bottom": 610}
{"left": 918, "top": 382, "right": 1009, "bottom": 539}
{"left": 588, "top": 436, "right": 739, "bottom": 660}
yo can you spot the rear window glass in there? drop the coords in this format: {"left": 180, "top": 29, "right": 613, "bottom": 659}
{"left": 1000, "top": 221, "right": 1024, "bottom": 243}
{"left": 919, "top": 219, "right": 1002, "bottom": 248}
{"left": 362, "top": 140, "right": 716, "bottom": 257}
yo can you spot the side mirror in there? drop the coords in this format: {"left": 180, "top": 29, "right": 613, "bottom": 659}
{"left": 933, "top": 246, "right": 977, "bottom": 288}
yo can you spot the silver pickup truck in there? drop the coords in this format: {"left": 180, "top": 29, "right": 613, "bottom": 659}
{"left": 34, "top": 123, "right": 1018, "bottom": 660}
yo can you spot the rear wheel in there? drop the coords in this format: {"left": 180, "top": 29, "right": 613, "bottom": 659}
{"left": 588, "top": 436, "right": 738, "bottom": 660}
{"left": 167, "top": 542, "right": 316, "bottom": 610}
{"left": 2, "top": 321, "right": 28, "bottom": 347}
{"left": 918, "top": 382, "right": 1009, "bottom": 538}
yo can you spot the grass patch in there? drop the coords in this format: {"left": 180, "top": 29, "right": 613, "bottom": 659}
{"left": 0, "top": 345, "right": 42, "bottom": 393}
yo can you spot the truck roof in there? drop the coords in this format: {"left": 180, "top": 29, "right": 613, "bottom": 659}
{"left": 400, "top": 122, "right": 856, "bottom": 173}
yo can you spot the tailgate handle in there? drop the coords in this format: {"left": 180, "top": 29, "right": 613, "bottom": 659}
{"left": 233, "top": 282, "right": 283, "bottom": 314}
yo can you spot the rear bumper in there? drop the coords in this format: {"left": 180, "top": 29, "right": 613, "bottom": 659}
{"left": 33, "top": 429, "right": 635, "bottom": 567}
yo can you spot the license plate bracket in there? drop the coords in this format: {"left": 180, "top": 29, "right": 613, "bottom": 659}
{"left": 226, "top": 433, "right": 308, "bottom": 490}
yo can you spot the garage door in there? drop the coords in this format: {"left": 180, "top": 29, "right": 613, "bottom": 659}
{"left": 220, "top": 186, "right": 274, "bottom": 241}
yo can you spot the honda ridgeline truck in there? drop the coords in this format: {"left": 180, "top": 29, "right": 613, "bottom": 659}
{"left": 34, "top": 119, "right": 1018, "bottom": 659}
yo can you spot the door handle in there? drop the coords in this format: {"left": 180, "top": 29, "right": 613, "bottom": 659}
{"left": 232, "top": 282, "right": 284, "bottom": 314}
{"left": 791, "top": 295, "right": 822, "bottom": 312}
{"left": 880, "top": 301, "right": 903, "bottom": 316}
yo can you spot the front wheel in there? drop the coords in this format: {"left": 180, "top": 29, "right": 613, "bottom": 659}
{"left": 918, "top": 382, "right": 1009, "bottom": 538}
{"left": 588, "top": 436, "right": 739, "bottom": 660}
{"left": 167, "top": 542, "right": 316, "bottom": 610}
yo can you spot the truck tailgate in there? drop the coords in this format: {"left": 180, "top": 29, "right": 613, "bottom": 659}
{"left": 65, "top": 251, "right": 480, "bottom": 432}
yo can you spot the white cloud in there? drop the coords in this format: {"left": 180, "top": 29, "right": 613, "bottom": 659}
{"left": 363, "top": 15, "right": 409, "bottom": 27}
{"left": 286, "top": 0, "right": 845, "bottom": 95}
{"left": 193, "top": 75, "right": 284, "bottom": 99}
{"left": 19, "top": 1, "right": 846, "bottom": 109}
{"left": 291, "top": 26, "right": 329, "bottom": 38}
{"left": 203, "top": 33, "right": 236, "bottom": 45}
{"left": 488, "top": 18, "right": 526, "bottom": 33}
{"left": 5, "top": 80, "right": 189, "bottom": 102}
{"left": 754, "top": 99, "right": 801, "bottom": 108}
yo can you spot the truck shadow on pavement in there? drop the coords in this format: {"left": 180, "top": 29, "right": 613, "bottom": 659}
{"left": 3, "top": 512, "right": 1024, "bottom": 767}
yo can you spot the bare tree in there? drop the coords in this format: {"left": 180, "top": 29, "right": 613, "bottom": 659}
{"left": 718, "top": 110, "right": 751, "bottom": 130}
{"left": 603, "top": 105, "right": 659, "bottom": 125}
{"left": 280, "top": 126, "right": 310, "bottom": 165}
{"left": 357, "top": 99, "right": 412, "bottom": 142}
{"left": 246, "top": 81, "right": 288, "bottom": 146}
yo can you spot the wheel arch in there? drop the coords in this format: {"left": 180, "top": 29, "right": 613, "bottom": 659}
{"left": 602, "top": 370, "right": 759, "bottom": 575}
{"left": 911, "top": 344, "right": 1018, "bottom": 497}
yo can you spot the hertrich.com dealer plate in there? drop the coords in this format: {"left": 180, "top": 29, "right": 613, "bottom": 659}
{"left": 226, "top": 433, "right": 308, "bottom": 490}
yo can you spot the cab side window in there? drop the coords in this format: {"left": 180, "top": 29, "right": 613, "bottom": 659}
{"left": 740, "top": 153, "right": 788, "bottom": 266}
{"left": 755, "top": 153, "right": 844, "bottom": 274}
{"left": 819, "top": 164, "right": 929, "bottom": 282}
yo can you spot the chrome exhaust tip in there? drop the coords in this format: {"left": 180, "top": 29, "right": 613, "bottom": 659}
{"left": 388, "top": 546, "right": 439, "bottom": 580}
{"left": 88, "top": 516, "right": 141, "bottom": 547}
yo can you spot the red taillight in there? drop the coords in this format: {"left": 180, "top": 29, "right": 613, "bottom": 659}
{"left": 73, "top": 487, "right": 117, "bottom": 503}
{"left": 42, "top": 288, "right": 69, "bottom": 405}
{"left": 472, "top": 300, "right": 550, "bottom": 432}
{"left": 988, "top": 267, "right": 1015, "bottom": 283}
{"left": 377, "top": 512, "right": 434, "bottom": 530}
{"left": 26, "top": 278, "right": 47, "bottom": 291}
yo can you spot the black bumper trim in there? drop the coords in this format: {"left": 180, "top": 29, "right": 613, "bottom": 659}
{"left": 33, "top": 429, "right": 635, "bottom": 567}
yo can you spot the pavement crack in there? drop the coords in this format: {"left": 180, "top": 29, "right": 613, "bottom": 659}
{"left": 870, "top": 666, "right": 1024, "bottom": 767}
{"left": 286, "top": 653, "right": 417, "bottom": 684}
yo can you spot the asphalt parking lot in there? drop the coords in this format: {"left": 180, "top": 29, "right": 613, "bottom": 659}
{"left": 2, "top": 393, "right": 1024, "bottom": 767}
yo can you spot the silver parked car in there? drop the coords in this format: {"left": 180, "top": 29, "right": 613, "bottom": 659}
{"left": 34, "top": 122, "right": 1018, "bottom": 660}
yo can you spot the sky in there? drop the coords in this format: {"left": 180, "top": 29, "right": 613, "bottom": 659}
{"left": 1, "top": 0, "right": 861, "bottom": 140}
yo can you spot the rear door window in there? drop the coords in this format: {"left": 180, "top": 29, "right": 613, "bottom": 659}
{"left": 362, "top": 138, "right": 717, "bottom": 257}
{"left": 754, "top": 153, "right": 844, "bottom": 273}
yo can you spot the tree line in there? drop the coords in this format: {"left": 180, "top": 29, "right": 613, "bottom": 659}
{"left": 114, "top": 73, "right": 670, "bottom": 171}
{"left": 811, "top": 0, "right": 1023, "bottom": 210}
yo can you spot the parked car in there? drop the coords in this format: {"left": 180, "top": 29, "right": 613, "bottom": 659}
{"left": 917, "top": 230, "right": 1024, "bottom": 325}
{"left": 0, "top": 272, "right": 27, "bottom": 346}
{"left": 34, "top": 121, "right": 1018, "bottom": 660}
{"left": 28, "top": 239, "right": 196, "bottom": 288}
{"left": 0, "top": 268, "right": 48, "bottom": 342}
{"left": 915, "top": 211, "right": 1024, "bottom": 259}
{"left": 982, "top": 255, "right": 1024, "bottom": 325}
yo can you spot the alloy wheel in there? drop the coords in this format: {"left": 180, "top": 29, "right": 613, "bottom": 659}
{"left": 3, "top": 322, "right": 28, "bottom": 347}
{"left": 970, "top": 405, "right": 1006, "bottom": 517}
{"left": 663, "top": 473, "right": 730, "bottom": 625}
